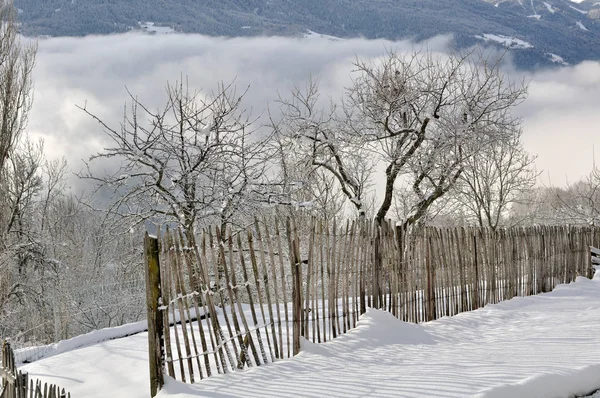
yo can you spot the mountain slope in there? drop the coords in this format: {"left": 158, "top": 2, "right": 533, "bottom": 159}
{"left": 13, "top": 0, "right": 600, "bottom": 68}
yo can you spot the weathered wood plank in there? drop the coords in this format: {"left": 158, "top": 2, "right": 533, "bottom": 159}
{"left": 144, "top": 233, "right": 165, "bottom": 396}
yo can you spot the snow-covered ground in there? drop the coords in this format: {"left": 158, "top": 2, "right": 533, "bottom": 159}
{"left": 543, "top": 2, "right": 556, "bottom": 14}
{"left": 569, "top": 5, "right": 588, "bottom": 14}
{"left": 139, "top": 22, "right": 176, "bottom": 34}
{"left": 302, "top": 30, "right": 341, "bottom": 41}
{"left": 475, "top": 34, "right": 533, "bottom": 49}
{"left": 576, "top": 21, "right": 589, "bottom": 31}
{"left": 14, "top": 320, "right": 148, "bottom": 364}
{"left": 20, "top": 273, "right": 600, "bottom": 397}
{"left": 546, "top": 52, "right": 569, "bottom": 65}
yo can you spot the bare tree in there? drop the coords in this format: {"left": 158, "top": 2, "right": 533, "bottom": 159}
{"left": 0, "top": 0, "right": 37, "bottom": 314}
{"left": 0, "top": 1, "right": 146, "bottom": 343}
{"left": 79, "top": 79, "right": 274, "bottom": 240}
{"left": 273, "top": 78, "right": 376, "bottom": 218}
{"left": 544, "top": 166, "right": 600, "bottom": 226}
{"left": 276, "top": 50, "right": 527, "bottom": 227}
{"left": 454, "top": 131, "right": 539, "bottom": 230}
{"left": 0, "top": 0, "right": 36, "bottom": 175}
{"left": 269, "top": 127, "right": 353, "bottom": 221}
{"left": 393, "top": 183, "right": 467, "bottom": 227}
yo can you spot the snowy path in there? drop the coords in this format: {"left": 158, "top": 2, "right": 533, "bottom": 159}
{"left": 21, "top": 275, "right": 600, "bottom": 398}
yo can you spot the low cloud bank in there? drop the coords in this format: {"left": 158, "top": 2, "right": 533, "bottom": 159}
{"left": 27, "top": 33, "right": 600, "bottom": 189}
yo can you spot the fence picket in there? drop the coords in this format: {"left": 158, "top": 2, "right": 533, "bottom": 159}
{"left": 167, "top": 230, "right": 195, "bottom": 382}
{"left": 247, "top": 228, "right": 275, "bottom": 363}
{"left": 273, "top": 219, "right": 291, "bottom": 358}
{"left": 225, "top": 229, "right": 258, "bottom": 368}
{"left": 261, "top": 220, "right": 285, "bottom": 358}
{"left": 236, "top": 234, "right": 268, "bottom": 365}
{"left": 318, "top": 220, "right": 327, "bottom": 343}
{"left": 207, "top": 228, "right": 236, "bottom": 372}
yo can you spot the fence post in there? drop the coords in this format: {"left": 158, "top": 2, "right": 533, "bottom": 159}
{"left": 373, "top": 221, "right": 382, "bottom": 309}
{"left": 473, "top": 232, "right": 479, "bottom": 310}
{"left": 425, "top": 232, "right": 435, "bottom": 321}
{"left": 144, "top": 233, "right": 164, "bottom": 397}
{"left": 395, "top": 224, "right": 405, "bottom": 319}
{"left": 291, "top": 234, "right": 302, "bottom": 356}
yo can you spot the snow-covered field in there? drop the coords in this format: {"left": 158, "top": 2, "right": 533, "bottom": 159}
{"left": 20, "top": 272, "right": 600, "bottom": 397}
{"left": 475, "top": 33, "right": 534, "bottom": 49}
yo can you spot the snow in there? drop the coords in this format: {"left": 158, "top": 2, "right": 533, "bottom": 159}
{"left": 543, "top": 2, "right": 556, "bottom": 13}
{"left": 475, "top": 33, "right": 534, "bottom": 49}
{"left": 14, "top": 307, "right": 206, "bottom": 364}
{"left": 22, "top": 332, "right": 150, "bottom": 396}
{"left": 19, "top": 273, "right": 600, "bottom": 398}
{"left": 474, "top": 365, "right": 600, "bottom": 398}
{"left": 528, "top": 14, "right": 541, "bottom": 19}
{"left": 570, "top": 5, "right": 588, "bottom": 14}
{"left": 577, "top": 21, "right": 589, "bottom": 31}
{"left": 546, "top": 52, "right": 569, "bottom": 65}
{"left": 14, "top": 320, "right": 148, "bottom": 364}
{"left": 139, "top": 22, "right": 176, "bottom": 34}
{"left": 302, "top": 30, "right": 341, "bottom": 41}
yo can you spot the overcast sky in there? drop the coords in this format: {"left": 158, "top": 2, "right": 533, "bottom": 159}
{"left": 26, "top": 32, "right": 600, "bottom": 190}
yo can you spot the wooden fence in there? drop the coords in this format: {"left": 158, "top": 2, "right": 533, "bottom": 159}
{"left": 144, "top": 219, "right": 600, "bottom": 396}
{"left": 0, "top": 341, "right": 70, "bottom": 398}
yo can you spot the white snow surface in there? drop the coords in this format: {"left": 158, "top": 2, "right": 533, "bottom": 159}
{"left": 139, "top": 22, "right": 176, "bottom": 34}
{"left": 302, "top": 30, "right": 341, "bottom": 41}
{"left": 20, "top": 274, "right": 600, "bottom": 398}
{"left": 577, "top": 20, "right": 589, "bottom": 31}
{"left": 14, "top": 320, "right": 148, "bottom": 364}
{"left": 475, "top": 33, "right": 534, "bottom": 49}
{"left": 546, "top": 52, "right": 569, "bottom": 65}
{"left": 570, "top": 5, "right": 588, "bottom": 14}
{"left": 543, "top": 2, "right": 556, "bottom": 13}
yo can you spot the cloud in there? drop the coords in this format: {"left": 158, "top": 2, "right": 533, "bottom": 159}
{"left": 26, "top": 32, "right": 600, "bottom": 191}
{"left": 516, "top": 61, "right": 600, "bottom": 185}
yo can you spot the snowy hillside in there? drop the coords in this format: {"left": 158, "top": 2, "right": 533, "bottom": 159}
{"left": 19, "top": 272, "right": 600, "bottom": 398}
{"left": 12, "top": 0, "right": 600, "bottom": 68}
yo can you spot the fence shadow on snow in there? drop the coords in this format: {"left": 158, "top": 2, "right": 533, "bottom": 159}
{"left": 144, "top": 218, "right": 600, "bottom": 396}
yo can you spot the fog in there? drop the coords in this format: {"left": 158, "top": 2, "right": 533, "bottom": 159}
{"left": 27, "top": 32, "right": 600, "bottom": 190}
